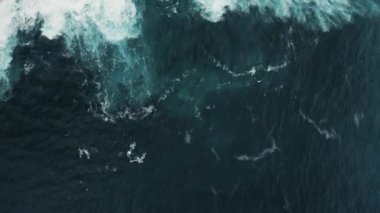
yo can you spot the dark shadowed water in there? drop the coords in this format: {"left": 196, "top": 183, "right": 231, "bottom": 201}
{"left": 1, "top": 1, "right": 380, "bottom": 212}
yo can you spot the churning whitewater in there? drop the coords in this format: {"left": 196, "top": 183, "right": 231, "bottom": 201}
{"left": 0, "top": 0, "right": 141, "bottom": 99}
{"left": 193, "top": 0, "right": 380, "bottom": 28}
{"left": 0, "top": 0, "right": 379, "bottom": 105}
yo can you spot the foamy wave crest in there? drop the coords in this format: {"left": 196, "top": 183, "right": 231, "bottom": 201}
{"left": 0, "top": 0, "right": 142, "bottom": 99}
{"left": 193, "top": 0, "right": 379, "bottom": 30}
{"left": 0, "top": 0, "right": 17, "bottom": 98}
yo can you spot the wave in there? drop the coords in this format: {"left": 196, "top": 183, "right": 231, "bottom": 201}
{"left": 0, "top": 0, "right": 143, "bottom": 100}
{"left": 193, "top": 0, "right": 380, "bottom": 30}
{"left": 1, "top": 0, "right": 379, "bottom": 122}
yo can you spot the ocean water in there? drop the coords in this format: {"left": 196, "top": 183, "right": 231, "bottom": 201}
{"left": 1, "top": 0, "right": 380, "bottom": 212}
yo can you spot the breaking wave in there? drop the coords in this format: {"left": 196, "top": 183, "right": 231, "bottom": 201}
{"left": 1, "top": 0, "right": 379, "bottom": 121}
{"left": 0, "top": 0, "right": 146, "bottom": 101}
{"left": 193, "top": 0, "right": 379, "bottom": 30}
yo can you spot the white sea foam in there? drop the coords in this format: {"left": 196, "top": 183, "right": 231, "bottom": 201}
{"left": 0, "top": 0, "right": 140, "bottom": 98}
{"left": 193, "top": 0, "right": 379, "bottom": 30}
{"left": 236, "top": 137, "right": 279, "bottom": 162}
{"left": 78, "top": 148, "right": 91, "bottom": 160}
{"left": 15, "top": 0, "right": 139, "bottom": 41}
{"left": 299, "top": 110, "right": 340, "bottom": 140}
{"left": 0, "top": 0, "right": 18, "bottom": 97}
{"left": 127, "top": 142, "right": 147, "bottom": 164}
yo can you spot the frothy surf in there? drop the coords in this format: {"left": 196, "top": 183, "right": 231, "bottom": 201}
{"left": 0, "top": 0, "right": 141, "bottom": 99}
{"left": 1, "top": 0, "right": 379, "bottom": 121}
{"left": 193, "top": 0, "right": 379, "bottom": 30}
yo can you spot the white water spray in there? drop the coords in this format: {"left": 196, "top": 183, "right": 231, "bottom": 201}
{"left": 0, "top": 0, "right": 140, "bottom": 98}
{"left": 193, "top": 0, "right": 379, "bottom": 30}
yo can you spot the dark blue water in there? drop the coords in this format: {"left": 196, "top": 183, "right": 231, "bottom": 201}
{"left": 1, "top": 1, "right": 380, "bottom": 212}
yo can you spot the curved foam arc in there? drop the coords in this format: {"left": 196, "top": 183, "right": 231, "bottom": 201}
{"left": 0, "top": 0, "right": 140, "bottom": 98}
{"left": 193, "top": 0, "right": 379, "bottom": 30}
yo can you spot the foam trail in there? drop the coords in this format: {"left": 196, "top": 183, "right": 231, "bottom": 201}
{"left": 193, "top": 0, "right": 380, "bottom": 30}
{"left": 0, "top": 0, "right": 141, "bottom": 99}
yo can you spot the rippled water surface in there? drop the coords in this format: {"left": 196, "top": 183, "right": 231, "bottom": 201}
{"left": 1, "top": 0, "right": 380, "bottom": 212}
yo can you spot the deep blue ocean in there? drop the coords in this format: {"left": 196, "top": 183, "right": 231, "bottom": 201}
{"left": 0, "top": 0, "right": 380, "bottom": 212}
